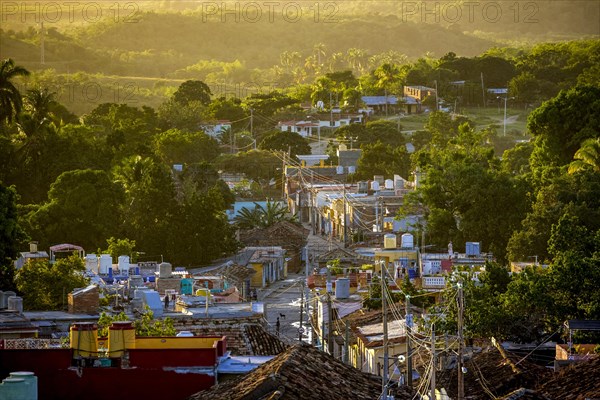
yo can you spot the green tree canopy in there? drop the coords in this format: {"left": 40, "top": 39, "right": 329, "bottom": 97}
{"left": 259, "top": 130, "right": 311, "bottom": 160}
{"left": 355, "top": 141, "right": 410, "bottom": 180}
{"left": 172, "top": 80, "right": 212, "bottom": 106}
{"left": 0, "top": 58, "right": 29, "bottom": 124}
{"left": 153, "top": 128, "right": 220, "bottom": 165}
{"left": 27, "top": 169, "right": 124, "bottom": 251}
{"left": 15, "top": 254, "right": 89, "bottom": 310}
{"left": 0, "top": 183, "right": 27, "bottom": 291}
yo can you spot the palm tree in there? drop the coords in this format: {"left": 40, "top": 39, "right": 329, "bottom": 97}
{"left": 113, "top": 155, "right": 156, "bottom": 195}
{"left": 346, "top": 48, "right": 368, "bottom": 75}
{"left": 0, "top": 59, "right": 30, "bottom": 124}
{"left": 568, "top": 138, "right": 600, "bottom": 174}
{"left": 234, "top": 199, "right": 296, "bottom": 229}
{"left": 234, "top": 206, "right": 263, "bottom": 230}
{"left": 24, "top": 88, "right": 57, "bottom": 125}
{"left": 313, "top": 43, "right": 327, "bottom": 66}
{"left": 375, "top": 63, "right": 401, "bottom": 115}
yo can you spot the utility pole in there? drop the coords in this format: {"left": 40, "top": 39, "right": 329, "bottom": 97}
{"left": 299, "top": 280, "right": 304, "bottom": 342}
{"left": 457, "top": 283, "right": 465, "bottom": 400}
{"left": 250, "top": 108, "right": 255, "bottom": 148}
{"left": 344, "top": 321, "right": 350, "bottom": 364}
{"left": 375, "top": 197, "right": 379, "bottom": 233}
{"left": 431, "top": 323, "right": 436, "bottom": 400}
{"left": 406, "top": 295, "right": 413, "bottom": 388}
{"left": 343, "top": 184, "right": 347, "bottom": 248}
{"left": 327, "top": 291, "right": 333, "bottom": 355}
{"left": 381, "top": 262, "right": 389, "bottom": 397}
{"left": 380, "top": 197, "right": 385, "bottom": 234}
{"left": 435, "top": 80, "right": 439, "bottom": 111}
{"left": 480, "top": 72, "right": 486, "bottom": 107}
{"left": 329, "top": 92, "right": 333, "bottom": 126}
{"left": 281, "top": 150, "right": 286, "bottom": 199}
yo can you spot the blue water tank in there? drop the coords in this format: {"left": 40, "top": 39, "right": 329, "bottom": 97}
{"left": 408, "top": 269, "right": 418, "bottom": 279}
{"left": 466, "top": 242, "right": 480, "bottom": 257}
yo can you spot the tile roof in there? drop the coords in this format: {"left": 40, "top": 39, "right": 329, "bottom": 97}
{"left": 437, "top": 347, "right": 550, "bottom": 398}
{"left": 538, "top": 356, "right": 600, "bottom": 399}
{"left": 189, "top": 344, "right": 413, "bottom": 400}
{"left": 239, "top": 222, "right": 308, "bottom": 250}
{"left": 500, "top": 388, "right": 550, "bottom": 400}
{"left": 244, "top": 324, "right": 288, "bottom": 356}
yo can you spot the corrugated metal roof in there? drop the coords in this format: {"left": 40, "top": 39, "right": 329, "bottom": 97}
{"left": 566, "top": 319, "right": 600, "bottom": 331}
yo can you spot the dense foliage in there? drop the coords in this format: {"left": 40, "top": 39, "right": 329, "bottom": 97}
{"left": 1, "top": 30, "right": 599, "bottom": 339}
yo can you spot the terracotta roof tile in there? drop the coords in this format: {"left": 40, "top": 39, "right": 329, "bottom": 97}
{"left": 189, "top": 344, "right": 413, "bottom": 400}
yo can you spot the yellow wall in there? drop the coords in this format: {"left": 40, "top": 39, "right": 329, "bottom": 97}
{"left": 134, "top": 337, "right": 222, "bottom": 349}
{"left": 250, "top": 262, "right": 264, "bottom": 288}
{"left": 365, "top": 342, "right": 407, "bottom": 376}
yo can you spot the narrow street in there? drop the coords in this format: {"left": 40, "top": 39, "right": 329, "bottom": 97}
{"left": 262, "top": 273, "right": 309, "bottom": 344}
{"left": 262, "top": 225, "right": 343, "bottom": 345}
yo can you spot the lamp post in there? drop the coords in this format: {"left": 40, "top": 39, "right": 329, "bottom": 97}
{"left": 498, "top": 96, "right": 515, "bottom": 136}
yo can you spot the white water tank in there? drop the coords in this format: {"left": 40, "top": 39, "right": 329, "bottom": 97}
{"left": 384, "top": 234, "right": 397, "bottom": 249}
{"left": 348, "top": 166, "right": 356, "bottom": 174}
{"left": 336, "top": 165, "right": 344, "bottom": 175}
{"left": 401, "top": 233, "right": 414, "bottom": 249}
{"left": 384, "top": 179, "right": 394, "bottom": 189}
{"left": 159, "top": 262, "right": 172, "bottom": 278}
{"left": 370, "top": 181, "right": 380, "bottom": 191}
{"left": 335, "top": 278, "right": 350, "bottom": 299}
{"left": 99, "top": 254, "right": 112, "bottom": 275}
{"left": 85, "top": 254, "right": 98, "bottom": 272}
{"left": 118, "top": 256, "right": 130, "bottom": 275}
{"left": 2, "top": 291, "right": 16, "bottom": 309}
{"left": 7, "top": 296, "right": 23, "bottom": 313}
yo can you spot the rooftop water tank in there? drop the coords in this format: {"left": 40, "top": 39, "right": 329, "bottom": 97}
{"left": 358, "top": 181, "right": 368, "bottom": 193}
{"left": 85, "top": 254, "right": 98, "bottom": 272}
{"left": 335, "top": 278, "right": 350, "bottom": 299}
{"left": 8, "top": 372, "right": 37, "bottom": 400}
{"left": 401, "top": 233, "right": 414, "bottom": 249}
{"left": 384, "top": 179, "right": 394, "bottom": 189}
{"left": 99, "top": 254, "right": 111, "bottom": 275}
{"left": 7, "top": 296, "right": 23, "bottom": 313}
{"left": 70, "top": 322, "right": 98, "bottom": 357}
{"left": 466, "top": 242, "right": 480, "bottom": 257}
{"left": 2, "top": 291, "right": 15, "bottom": 309}
{"left": 348, "top": 166, "right": 356, "bottom": 174}
{"left": 0, "top": 377, "right": 28, "bottom": 400}
{"left": 384, "top": 234, "right": 397, "bottom": 249}
{"left": 158, "top": 262, "right": 172, "bottom": 278}
{"left": 336, "top": 165, "right": 344, "bottom": 175}
{"left": 371, "top": 181, "right": 380, "bottom": 191}
{"left": 118, "top": 255, "right": 130, "bottom": 275}
{"left": 374, "top": 175, "right": 384, "bottom": 185}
